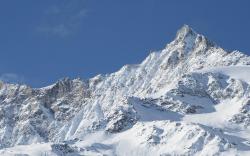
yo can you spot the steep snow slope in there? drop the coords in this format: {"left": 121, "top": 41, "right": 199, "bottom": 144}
{"left": 1, "top": 25, "right": 250, "bottom": 155}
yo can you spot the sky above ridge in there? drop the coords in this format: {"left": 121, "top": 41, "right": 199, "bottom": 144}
{"left": 0, "top": 0, "right": 250, "bottom": 87}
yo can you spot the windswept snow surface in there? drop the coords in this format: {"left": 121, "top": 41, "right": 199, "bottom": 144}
{"left": 1, "top": 25, "right": 250, "bottom": 155}
{"left": 198, "top": 66, "right": 250, "bottom": 84}
{"left": 0, "top": 143, "right": 55, "bottom": 156}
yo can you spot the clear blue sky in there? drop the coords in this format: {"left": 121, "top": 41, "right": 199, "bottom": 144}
{"left": 1, "top": 0, "right": 250, "bottom": 87}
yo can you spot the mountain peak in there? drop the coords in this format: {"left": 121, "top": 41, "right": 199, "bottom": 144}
{"left": 172, "top": 24, "right": 217, "bottom": 52}
{"left": 175, "top": 24, "right": 197, "bottom": 41}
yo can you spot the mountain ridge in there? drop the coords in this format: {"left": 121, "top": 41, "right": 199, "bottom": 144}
{"left": 1, "top": 25, "right": 250, "bottom": 155}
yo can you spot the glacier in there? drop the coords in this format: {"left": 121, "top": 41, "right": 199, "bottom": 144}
{"left": 1, "top": 25, "right": 250, "bottom": 155}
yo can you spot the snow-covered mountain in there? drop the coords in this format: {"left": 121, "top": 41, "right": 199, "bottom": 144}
{"left": 1, "top": 25, "right": 250, "bottom": 155}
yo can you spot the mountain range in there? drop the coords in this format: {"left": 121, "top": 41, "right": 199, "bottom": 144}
{"left": 1, "top": 25, "right": 250, "bottom": 155}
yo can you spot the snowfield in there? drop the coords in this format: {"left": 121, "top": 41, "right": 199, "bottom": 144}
{"left": 1, "top": 25, "right": 250, "bottom": 155}
{"left": 198, "top": 66, "right": 250, "bottom": 84}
